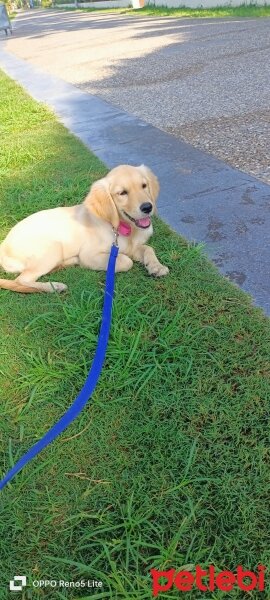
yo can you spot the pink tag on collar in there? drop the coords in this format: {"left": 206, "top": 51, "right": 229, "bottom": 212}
{"left": 118, "top": 221, "right": 132, "bottom": 236}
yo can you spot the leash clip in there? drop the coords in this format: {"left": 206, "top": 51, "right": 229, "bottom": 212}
{"left": 112, "top": 226, "right": 119, "bottom": 248}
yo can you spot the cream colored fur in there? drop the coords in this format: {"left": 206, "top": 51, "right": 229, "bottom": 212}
{"left": 0, "top": 164, "right": 169, "bottom": 294}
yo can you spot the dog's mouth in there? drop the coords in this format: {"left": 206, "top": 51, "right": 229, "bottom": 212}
{"left": 123, "top": 211, "right": 151, "bottom": 229}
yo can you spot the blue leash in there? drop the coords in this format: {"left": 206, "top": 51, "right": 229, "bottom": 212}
{"left": 0, "top": 242, "right": 119, "bottom": 491}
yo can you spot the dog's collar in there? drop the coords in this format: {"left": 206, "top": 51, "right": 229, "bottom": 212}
{"left": 111, "top": 222, "right": 131, "bottom": 247}
{"left": 117, "top": 221, "right": 132, "bottom": 236}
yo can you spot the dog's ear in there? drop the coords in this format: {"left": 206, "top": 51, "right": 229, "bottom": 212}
{"left": 84, "top": 178, "right": 119, "bottom": 229}
{"left": 138, "top": 165, "right": 160, "bottom": 203}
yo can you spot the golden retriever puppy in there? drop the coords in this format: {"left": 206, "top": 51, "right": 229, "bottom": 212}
{"left": 0, "top": 164, "right": 169, "bottom": 294}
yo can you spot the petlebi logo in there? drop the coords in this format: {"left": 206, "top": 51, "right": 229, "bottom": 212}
{"left": 151, "top": 565, "right": 266, "bottom": 596}
{"left": 9, "top": 576, "right": 27, "bottom": 592}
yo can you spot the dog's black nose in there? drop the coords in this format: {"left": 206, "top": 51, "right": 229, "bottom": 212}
{"left": 140, "top": 202, "right": 152, "bottom": 214}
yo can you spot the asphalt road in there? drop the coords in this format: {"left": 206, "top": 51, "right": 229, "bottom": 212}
{"left": 4, "top": 9, "right": 270, "bottom": 184}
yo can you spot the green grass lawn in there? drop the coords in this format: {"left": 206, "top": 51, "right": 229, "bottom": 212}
{"left": 0, "top": 69, "right": 270, "bottom": 599}
{"left": 54, "top": 3, "right": 270, "bottom": 18}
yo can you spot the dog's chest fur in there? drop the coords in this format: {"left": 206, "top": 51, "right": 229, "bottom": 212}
{"left": 117, "top": 224, "right": 153, "bottom": 256}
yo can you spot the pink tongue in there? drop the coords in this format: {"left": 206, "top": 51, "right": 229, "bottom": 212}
{"left": 136, "top": 217, "right": 151, "bottom": 228}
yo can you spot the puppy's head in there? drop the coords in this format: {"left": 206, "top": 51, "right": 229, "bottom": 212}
{"left": 84, "top": 165, "right": 159, "bottom": 230}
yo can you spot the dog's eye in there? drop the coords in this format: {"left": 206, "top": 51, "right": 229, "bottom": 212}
{"left": 119, "top": 190, "right": 128, "bottom": 196}
{"left": 142, "top": 183, "right": 147, "bottom": 189}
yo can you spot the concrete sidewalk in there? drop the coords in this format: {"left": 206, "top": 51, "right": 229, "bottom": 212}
{"left": 1, "top": 46, "right": 270, "bottom": 314}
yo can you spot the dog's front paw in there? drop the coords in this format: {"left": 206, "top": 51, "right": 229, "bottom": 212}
{"left": 148, "top": 263, "right": 169, "bottom": 277}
